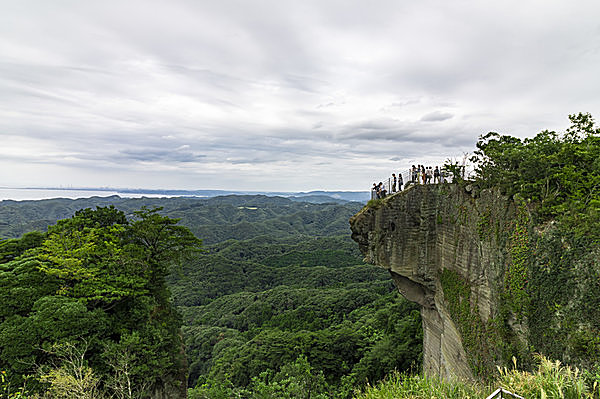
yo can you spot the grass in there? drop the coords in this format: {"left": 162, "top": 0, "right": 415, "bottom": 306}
{"left": 495, "top": 355, "right": 598, "bottom": 399}
{"left": 354, "top": 355, "right": 600, "bottom": 399}
{"left": 354, "top": 373, "right": 483, "bottom": 399}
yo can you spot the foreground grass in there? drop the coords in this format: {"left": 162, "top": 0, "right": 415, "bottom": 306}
{"left": 354, "top": 373, "right": 484, "bottom": 399}
{"left": 355, "top": 356, "right": 600, "bottom": 399}
{"left": 4, "top": 356, "right": 598, "bottom": 398}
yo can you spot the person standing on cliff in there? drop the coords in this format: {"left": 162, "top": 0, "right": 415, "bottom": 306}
{"left": 398, "top": 173, "right": 403, "bottom": 191}
{"left": 426, "top": 166, "right": 433, "bottom": 184}
{"left": 376, "top": 182, "right": 386, "bottom": 198}
{"left": 391, "top": 173, "right": 397, "bottom": 193}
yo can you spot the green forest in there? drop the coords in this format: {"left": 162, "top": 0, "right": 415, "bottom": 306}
{"left": 0, "top": 195, "right": 422, "bottom": 398}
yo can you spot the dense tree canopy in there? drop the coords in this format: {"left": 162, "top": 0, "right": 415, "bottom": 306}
{"left": 470, "top": 112, "right": 600, "bottom": 238}
{"left": 0, "top": 206, "right": 202, "bottom": 397}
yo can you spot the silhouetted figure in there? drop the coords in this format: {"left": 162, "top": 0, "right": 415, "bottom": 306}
{"left": 434, "top": 166, "right": 441, "bottom": 184}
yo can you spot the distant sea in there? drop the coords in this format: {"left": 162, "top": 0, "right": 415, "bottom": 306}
{"left": 0, "top": 188, "right": 182, "bottom": 201}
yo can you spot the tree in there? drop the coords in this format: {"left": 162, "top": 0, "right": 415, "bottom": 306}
{"left": 0, "top": 206, "right": 202, "bottom": 397}
{"left": 250, "top": 355, "right": 330, "bottom": 399}
{"left": 36, "top": 341, "right": 101, "bottom": 399}
{"left": 470, "top": 113, "right": 600, "bottom": 227}
{"left": 0, "top": 231, "right": 45, "bottom": 263}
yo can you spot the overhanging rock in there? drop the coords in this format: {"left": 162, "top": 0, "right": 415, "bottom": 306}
{"left": 350, "top": 184, "right": 517, "bottom": 380}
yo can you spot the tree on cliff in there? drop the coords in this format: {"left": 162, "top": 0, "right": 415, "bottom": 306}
{"left": 471, "top": 112, "right": 600, "bottom": 237}
{"left": 0, "top": 206, "right": 202, "bottom": 397}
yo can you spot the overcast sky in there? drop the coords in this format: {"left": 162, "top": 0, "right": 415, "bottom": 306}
{"left": 2, "top": 1, "right": 599, "bottom": 192}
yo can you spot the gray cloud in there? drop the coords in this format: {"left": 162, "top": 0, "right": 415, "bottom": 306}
{"left": 1, "top": 0, "right": 599, "bottom": 191}
{"left": 420, "top": 111, "right": 454, "bottom": 122}
{"left": 117, "top": 149, "right": 205, "bottom": 163}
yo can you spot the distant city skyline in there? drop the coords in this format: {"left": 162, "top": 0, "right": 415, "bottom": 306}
{"left": 2, "top": 1, "right": 599, "bottom": 191}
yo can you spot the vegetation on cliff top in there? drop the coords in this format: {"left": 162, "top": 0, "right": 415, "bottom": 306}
{"left": 470, "top": 112, "right": 600, "bottom": 240}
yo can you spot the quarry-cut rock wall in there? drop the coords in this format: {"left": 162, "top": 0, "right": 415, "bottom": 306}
{"left": 350, "top": 184, "right": 519, "bottom": 380}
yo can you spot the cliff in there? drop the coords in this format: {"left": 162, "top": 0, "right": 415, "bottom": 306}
{"left": 350, "top": 184, "right": 525, "bottom": 380}
{"left": 351, "top": 182, "right": 600, "bottom": 380}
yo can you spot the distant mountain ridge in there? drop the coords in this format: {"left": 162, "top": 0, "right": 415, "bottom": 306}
{"left": 0, "top": 194, "right": 365, "bottom": 240}
{"left": 4, "top": 187, "right": 371, "bottom": 203}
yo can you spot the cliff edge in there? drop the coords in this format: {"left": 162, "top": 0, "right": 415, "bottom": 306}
{"left": 350, "top": 184, "right": 522, "bottom": 380}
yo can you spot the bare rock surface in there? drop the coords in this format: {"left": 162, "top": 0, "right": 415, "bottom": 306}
{"left": 350, "top": 184, "right": 516, "bottom": 380}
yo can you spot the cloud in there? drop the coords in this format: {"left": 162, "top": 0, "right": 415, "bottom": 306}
{"left": 1, "top": 1, "right": 599, "bottom": 191}
{"left": 117, "top": 148, "right": 205, "bottom": 163}
{"left": 420, "top": 111, "right": 454, "bottom": 122}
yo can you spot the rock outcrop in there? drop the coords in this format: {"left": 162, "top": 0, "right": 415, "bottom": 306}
{"left": 350, "top": 184, "right": 519, "bottom": 380}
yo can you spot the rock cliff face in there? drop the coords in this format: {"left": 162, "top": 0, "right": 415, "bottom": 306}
{"left": 350, "top": 184, "right": 519, "bottom": 380}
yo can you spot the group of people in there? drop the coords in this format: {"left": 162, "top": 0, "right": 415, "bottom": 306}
{"left": 371, "top": 165, "right": 446, "bottom": 200}
{"left": 372, "top": 174, "right": 403, "bottom": 199}
{"left": 411, "top": 164, "right": 444, "bottom": 185}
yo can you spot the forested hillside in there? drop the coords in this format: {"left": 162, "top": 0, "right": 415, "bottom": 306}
{"left": 0, "top": 195, "right": 422, "bottom": 398}
{"left": 0, "top": 195, "right": 357, "bottom": 243}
